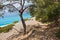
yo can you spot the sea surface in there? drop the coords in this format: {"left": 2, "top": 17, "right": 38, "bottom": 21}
{"left": 0, "top": 11, "right": 31, "bottom": 27}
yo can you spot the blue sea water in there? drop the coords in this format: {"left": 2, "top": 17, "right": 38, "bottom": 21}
{"left": 0, "top": 11, "right": 31, "bottom": 26}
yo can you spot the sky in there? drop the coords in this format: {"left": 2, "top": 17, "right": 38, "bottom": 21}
{"left": 0, "top": 0, "right": 32, "bottom": 17}
{"left": 3, "top": 1, "right": 32, "bottom": 9}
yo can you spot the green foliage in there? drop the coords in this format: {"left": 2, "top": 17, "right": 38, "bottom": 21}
{"left": 30, "top": 0, "right": 60, "bottom": 23}
{"left": 0, "top": 21, "right": 18, "bottom": 33}
{"left": 47, "top": 3, "right": 60, "bottom": 22}
{"left": 13, "top": 21, "right": 18, "bottom": 24}
{"left": 0, "top": 24, "right": 14, "bottom": 33}
{"left": 56, "top": 28, "right": 60, "bottom": 39}
{"left": 30, "top": 0, "right": 49, "bottom": 22}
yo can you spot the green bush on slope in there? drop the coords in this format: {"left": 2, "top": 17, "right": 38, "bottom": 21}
{"left": 56, "top": 28, "right": 60, "bottom": 39}
{"left": 0, "top": 24, "right": 14, "bottom": 33}
{"left": 0, "top": 21, "right": 18, "bottom": 33}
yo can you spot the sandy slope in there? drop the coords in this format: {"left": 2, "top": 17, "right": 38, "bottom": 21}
{"left": 0, "top": 17, "right": 40, "bottom": 40}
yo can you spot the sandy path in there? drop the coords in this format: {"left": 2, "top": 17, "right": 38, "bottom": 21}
{"left": 0, "top": 17, "right": 48, "bottom": 40}
{"left": 0, "top": 17, "right": 40, "bottom": 40}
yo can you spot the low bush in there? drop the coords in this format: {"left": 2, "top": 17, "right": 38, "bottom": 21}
{"left": 0, "top": 24, "right": 14, "bottom": 33}
{"left": 0, "top": 21, "right": 18, "bottom": 33}
{"left": 56, "top": 28, "right": 60, "bottom": 39}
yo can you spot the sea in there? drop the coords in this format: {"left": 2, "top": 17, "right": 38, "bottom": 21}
{"left": 0, "top": 11, "right": 31, "bottom": 27}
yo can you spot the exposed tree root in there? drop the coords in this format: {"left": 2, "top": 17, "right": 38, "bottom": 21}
{"left": 18, "top": 28, "right": 35, "bottom": 40}
{"left": 17, "top": 25, "right": 44, "bottom": 40}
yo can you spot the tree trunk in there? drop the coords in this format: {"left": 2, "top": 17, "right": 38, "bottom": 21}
{"left": 20, "top": 14, "right": 26, "bottom": 35}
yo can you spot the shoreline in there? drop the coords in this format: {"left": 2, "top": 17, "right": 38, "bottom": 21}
{"left": 0, "top": 24, "right": 10, "bottom": 27}
{"left": 0, "top": 17, "right": 35, "bottom": 27}
{"left": 0, "top": 21, "right": 19, "bottom": 27}
{"left": 0, "top": 23, "right": 15, "bottom": 27}
{"left": 0, "top": 17, "right": 32, "bottom": 27}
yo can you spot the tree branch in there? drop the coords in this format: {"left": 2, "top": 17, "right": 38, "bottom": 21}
{"left": 23, "top": 5, "right": 32, "bottom": 12}
{"left": 18, "top": 28, "right": 34, "bottom": 40}
{"left": 2, "top": 1, "right": 22, "bottom": 11}
{"left": 10, "top": 2, "right": 21, "bottom": 4}
{"left": 19, "top": 0, "right": 25, "bottom": 15}
{"left": 3, "top": 4, "right": 19, "bottom": 11}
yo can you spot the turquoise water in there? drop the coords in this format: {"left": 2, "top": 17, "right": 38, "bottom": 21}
{"left": 0, "top": 11, "right": 31, "bottom": 26}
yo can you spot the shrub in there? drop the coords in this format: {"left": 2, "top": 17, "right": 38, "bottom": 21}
{"left": 56, "top": 28, "right": 60, "bottom": 39}
{"left": 0, "top": 24, "right": 14, "bottom": 33}
{"left": 13, "top": 21, "right": 18, "bottom": 23}
{"left": 0, "top": 21, "right": 18, "bottom": 33}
